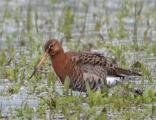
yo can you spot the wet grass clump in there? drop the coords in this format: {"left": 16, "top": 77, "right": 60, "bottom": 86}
{"left": 8, "top": 84, "right": 21, "bottom": 94}
{"left": 16, "top": 102, "right": 35, "bottom": 119}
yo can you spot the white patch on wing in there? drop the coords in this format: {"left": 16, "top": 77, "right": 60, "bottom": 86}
{"left": 106, "top": 76, "right": 120, "bottom": 86}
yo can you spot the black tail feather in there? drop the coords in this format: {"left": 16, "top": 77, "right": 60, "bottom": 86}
{"left": 108, "top": 67, "right": 142, "bottom": 77}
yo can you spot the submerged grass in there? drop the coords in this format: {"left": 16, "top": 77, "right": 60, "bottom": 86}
{"left": 8, "top": 83, "right": 21, "bottom": 94}
{"left": 16, "top": 102, "right": 35, "bottom": 119}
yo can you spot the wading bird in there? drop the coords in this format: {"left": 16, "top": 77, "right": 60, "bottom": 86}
{"left": 31, "top": 39, "right": 141, "bottom": 92}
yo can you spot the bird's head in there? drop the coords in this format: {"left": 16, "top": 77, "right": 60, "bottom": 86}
{"left": 37, "top": 39, "right": 63, "bottom": 67}
{"left": 44, "top": 39, "right": 63, "bottom": 56}
{"left": 29, "top": 39, "right": 63, "bottom": 79}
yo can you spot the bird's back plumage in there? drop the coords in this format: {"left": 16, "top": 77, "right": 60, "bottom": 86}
{"left": 65, "top": 52, "right": 141, "bottom": 92}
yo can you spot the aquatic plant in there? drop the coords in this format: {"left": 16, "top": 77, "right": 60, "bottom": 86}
{"left": 0, "top": 50, "right": 7, "bottom": 66}
{"left": 16, "top": 102, "right": 35, "bottom": 119}
{"left": 0, "top": 0, "right": 156, "bottom": 119}
{"left": 60, "top": 6, "right": 74, "bottom": 41}
{"left": 8, "top": 84, "right": 21, "bottom": 94}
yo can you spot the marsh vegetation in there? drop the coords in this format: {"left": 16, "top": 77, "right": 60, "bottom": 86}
{"left": 0, "top": 0, "right": 156, "bottom": 119}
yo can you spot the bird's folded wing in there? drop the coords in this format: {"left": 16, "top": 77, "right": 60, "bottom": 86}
{"left": 71, "top": 52, "right": 141, "bottom": 77}
{"left": 67, "top": 52, "right": 108, "bottom": 92}
{"left": 66, "top": 52, "right": 140, "bottom": 92}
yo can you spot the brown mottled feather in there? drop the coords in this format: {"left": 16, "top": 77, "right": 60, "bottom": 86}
{"left": 71, "top": 52, "right": 141, "bottom": 76}
{"left": 65, "top": 52, "right": 141, "bottom": 92}
{"left": 66, "top": 56, "right": 107, "bottom": 92}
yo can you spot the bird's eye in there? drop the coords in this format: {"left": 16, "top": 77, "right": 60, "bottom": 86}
{"left": 49, "top": 44, "right": 53, "bottom": 49}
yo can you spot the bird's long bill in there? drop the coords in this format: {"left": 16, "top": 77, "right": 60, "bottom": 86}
{"left": 37, "top": 50, "right": 49, "bottom": 67}
{"left": 29, "top": 50, "right": 49, "bottom": 80}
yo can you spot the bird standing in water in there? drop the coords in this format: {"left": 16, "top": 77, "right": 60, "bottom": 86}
{"left": 32, "top": 39, "right": 141, "bottom": 92}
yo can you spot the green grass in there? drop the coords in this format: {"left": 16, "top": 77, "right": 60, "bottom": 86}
{"left": 8, "top": 84, "right": 21, "bottom": 94}
{"left": 16, "top": 102, "right": 35, "bottom": 119}
{"left": 60, "top": 6, "right": 74, "bottom": 41}
{"left": 0, "top": 0, "right": 156, "bottom": 119}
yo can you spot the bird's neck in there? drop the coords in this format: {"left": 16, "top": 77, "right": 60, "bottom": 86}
{"left": 50, "top": 49, "right": 68, "bottom": 83}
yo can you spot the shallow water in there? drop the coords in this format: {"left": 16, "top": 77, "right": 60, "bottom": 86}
{"left": 0, "top": 0, "right": 156, "bottom": 119}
